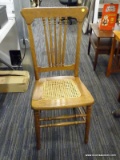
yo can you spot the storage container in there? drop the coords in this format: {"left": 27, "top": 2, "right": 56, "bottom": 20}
{"left": 0, "top": 71, "right": 30, "bottom": 92}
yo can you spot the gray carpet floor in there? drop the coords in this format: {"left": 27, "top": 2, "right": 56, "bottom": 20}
{"left": 0, "top": 0, "right": 120, "bottom": 160}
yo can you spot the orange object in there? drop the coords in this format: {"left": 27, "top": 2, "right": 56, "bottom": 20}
{"left": 99, "top": 3, "right": 119, "bottom": 30}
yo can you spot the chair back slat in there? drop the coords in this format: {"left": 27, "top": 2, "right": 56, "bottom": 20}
{"left": 57, "top": 18, "right": 62, "bottom": 66}
{"left": 48, "top": 18, "right": 55, "bottom": 67}
{"left": 42, "top": 18, "right": 51, "bottom": 67}
{"left": 62, "top": 18, "right": 67, "bottom": 66}
{"left": 21, "top": 7, "right": 88, "bottom": 79}
{"left": 54, "top": 18, "right": 57, "bottom": 66}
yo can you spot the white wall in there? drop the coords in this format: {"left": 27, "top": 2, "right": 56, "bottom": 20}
{"left": 93, "top": 0, "right": 100, "bottom": 23}
{"left": 13, "top": 0, "right": 31, "bottom": 40}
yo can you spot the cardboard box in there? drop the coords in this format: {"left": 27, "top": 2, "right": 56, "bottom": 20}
{"left": 99, "top": 3, "right": 119, "bottom": 30}
{"left": 0, "top": 5, "right": 8, "bottom": 29}
{"left": 0, "top": 71, "right": 30, "bottom": 93}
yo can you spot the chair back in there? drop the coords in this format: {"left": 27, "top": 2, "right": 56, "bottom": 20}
{"left": 21, "top": 7, "right": 88, "bottom": 80}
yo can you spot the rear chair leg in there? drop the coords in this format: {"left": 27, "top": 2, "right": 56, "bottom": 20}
{"left": 84, "top": 105, "right": 92, "bottom": 144}
{"left": 34, "top": 110, "right": 40, "bottom": 150}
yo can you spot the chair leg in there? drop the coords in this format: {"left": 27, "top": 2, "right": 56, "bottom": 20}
{"left": 88, "top": 40, "right": 91, "bottom": 55}
{"left": 94, "top": 51, "right": 99, "bottom": 70}
{"left": 34, "top": 110, "right": 40, "bottom": 150}
{"left": 84, "top": 105, "right": 92, "bottom": 144}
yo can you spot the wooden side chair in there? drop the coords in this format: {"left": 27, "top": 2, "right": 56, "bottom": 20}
{"left": 21, "top": 7, "right": 94, "bottom": 150}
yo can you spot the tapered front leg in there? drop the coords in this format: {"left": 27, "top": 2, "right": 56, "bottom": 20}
{"left": 84, "top": 105, "right": 92, "bottom": 144}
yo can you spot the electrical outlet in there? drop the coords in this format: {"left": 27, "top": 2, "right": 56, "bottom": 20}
{"left": 20, "top": 39, "right": 29, "bottom": 48}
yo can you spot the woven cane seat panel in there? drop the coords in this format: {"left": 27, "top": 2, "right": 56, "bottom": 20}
{"left": 42, "top": 79, "right": 81, "bottom": 99}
